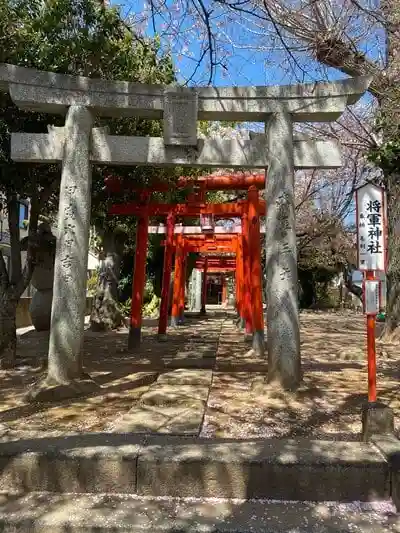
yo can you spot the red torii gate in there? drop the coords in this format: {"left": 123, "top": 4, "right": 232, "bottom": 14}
{"left": 194, "top": 257, "right": 236, "bottom": 270}
{"left": 105, "top": 173, "right": 265, "bottom": 194}
{"left": 194, "top": 257, "right": 236, "bottom": 309}
{"left": 108, "top": 180, "right": 265, "bottom": 354}
{"left": 167, "top": 234, "right": 239, "bottom": 326}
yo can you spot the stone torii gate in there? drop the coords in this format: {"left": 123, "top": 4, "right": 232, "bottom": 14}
{"left": 0, "top": 63, "right": 371, "bottom": 389}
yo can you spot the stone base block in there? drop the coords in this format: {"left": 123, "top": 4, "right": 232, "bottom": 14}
{"left": 25, "top": 376, "right": 99, "bottom": 403}
{"left": 362, "top": 402, "right": 394, "bottom": 442}
{"left": 29, "top": 289, "right": 53, "bottom": 331}
{"left": 252, "top": 330, "right": 265, "bottom": 355}
{"left": 170, "top": 316, "right": 180, "bottom": 328}
{"left": 128, "top": 327, "right": 141, "bottom": 350}
{"left": 244, "top": 332, "right": 253, "bottom": 343}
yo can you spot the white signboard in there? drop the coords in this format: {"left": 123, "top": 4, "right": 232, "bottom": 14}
{"left": 364, "top": 279, "right": 380, "bottom": 315}
{"left": 356, "top": 183, "right": 386, "bottom": 271}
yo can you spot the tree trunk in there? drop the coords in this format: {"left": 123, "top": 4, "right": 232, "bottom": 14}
{"left": 379, "top": 0, "right": 400, "bottom": 340}
{"left": 382, "top": 174, "right": 400, "bottom": 340}
{"left": 298, "top": 270, "right": 315, "bottom": 308}
{"left": 90, "top": 229, "right": 125, "bottom": 331}
{"left": 0, "top": 289, "right": 18, "bottom": 368}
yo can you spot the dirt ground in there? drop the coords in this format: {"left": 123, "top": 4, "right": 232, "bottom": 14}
{"left": 0, "top": 309, "right": 399, "bottom": 441}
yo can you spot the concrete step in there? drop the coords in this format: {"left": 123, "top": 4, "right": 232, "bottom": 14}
{"left": 0, "top": 435, "right": 390, "bottom": 502}
{"left": 0, "top": 493, "right": 398, "bottom": 532}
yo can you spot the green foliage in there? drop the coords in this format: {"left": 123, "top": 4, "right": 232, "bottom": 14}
{"left": 117, "top": 294, "right": 160, "bottom": 318}
{"left": 87, "top": 270, "right": 99, "bottom": 296}
{"left": 142, "top": 294, "right": 160, "bottom": 317}
{"left": 0, "top": 0, "right": 175, "bottom": 206}
{"left": 118, "top": 297, "right": 132, "bottom": 318}
{"left": 0, "top": 0, "right": 181, "bottom": 306}
{"left": 368, "top": 140, "right": 400, "bottom": 176}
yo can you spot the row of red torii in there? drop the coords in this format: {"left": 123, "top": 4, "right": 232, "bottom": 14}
{"left": 106, "top": 173, "right": 266, "bottom": 354}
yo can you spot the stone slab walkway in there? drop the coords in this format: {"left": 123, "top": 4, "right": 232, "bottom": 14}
{"left": 110, "top": 369, "right": 212, "bottom": 434}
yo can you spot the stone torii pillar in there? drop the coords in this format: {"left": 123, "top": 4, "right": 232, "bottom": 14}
{"left": 47, "top": 106, "right": 94, "bottom": 385}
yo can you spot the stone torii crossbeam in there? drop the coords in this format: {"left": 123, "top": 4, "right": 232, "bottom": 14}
{"left": 0, "top": 63, "right": 371, "bottom": 389}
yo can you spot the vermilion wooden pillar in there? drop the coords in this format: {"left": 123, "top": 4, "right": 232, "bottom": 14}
{"left": 248, "top": 186, "right": 265, "bottom": 354}
{"left": 129, "top": 215, "right": 149, "bottom": 349}
{"left": 171, "top": 234, "right": 184, "bottom": 327}
{"left": 242, "top": 210, "right": 253, "bottom": 335}
{"left": 158, "top": 212, "right": 175, "bottom": 339}
{"left": 201, "top": 257, "right": 208, "bottom": 314}
{"left": 178, "top": 251, "right": 187, "bottom": 323}
{"left": 236, "top": 234, "right": 244, "bottom": 327}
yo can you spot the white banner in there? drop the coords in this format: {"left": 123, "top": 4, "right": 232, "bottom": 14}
{"left": 356, "top": 183, "right": 386, "bottom": 271}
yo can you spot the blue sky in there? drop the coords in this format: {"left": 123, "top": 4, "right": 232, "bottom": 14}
{"left": 116, "top": 0, "right": 351, "bottom": 87}
{"left": 114, "top": 0, "right": 378, "bottom": 229}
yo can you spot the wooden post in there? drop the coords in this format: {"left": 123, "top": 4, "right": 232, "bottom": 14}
{"left": 201, "top": 257, "right": 208, "bottom": 314}
{"left": 158, "top": 212, "right": 175, "bottom": 339}
{"left": 366, "top": 270, "right": 377, "bottom": 403}
{"left": 178, "top": 251, "right": 187, "bottom": 323}
{"left": 171, "top": 233, "right": 184, "bottom": 327}
{"left": 236, "top": 234, "right": 244, "bottom": 327}
{"left": 129, "top": 215, "right": 149, "bottom": 349}
{"left": 242, "top": 209, "right": 253, "bottom": 335}
{"left": 248, "top": 185, "right": 265, "bottom": 354}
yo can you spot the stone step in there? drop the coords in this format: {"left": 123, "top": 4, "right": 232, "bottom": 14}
{"left": 0, "top": 435, "right": 390, "bottom": 502}
{"left": 0, "top": 493, "right": 398, "bottom": 532}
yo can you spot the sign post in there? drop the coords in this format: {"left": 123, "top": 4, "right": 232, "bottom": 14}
{"left": 363, "top": 272, "right": 380, "bottom": 402}
{"left": 356, "top": 182, "right": 394, "bottom": 441}
{"left": 356, "top": 182, "right": 387, "bottom": 404}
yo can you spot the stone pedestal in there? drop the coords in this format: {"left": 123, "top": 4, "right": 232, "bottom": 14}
{"left": 362, "top": 402, "right": 394, "bottom": 441}
{"left": 26, "top": 223, "right": 56, "bottom": 332}
{"left": 30, "top": 289, "right": 53, "bottom": 331}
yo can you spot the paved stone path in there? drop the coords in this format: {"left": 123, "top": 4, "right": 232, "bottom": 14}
{"left": 108, "top": 314, "right": 224, "bottom": 434}
{"left": 108, "top": 311, "right": 268, "bottom": 435}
